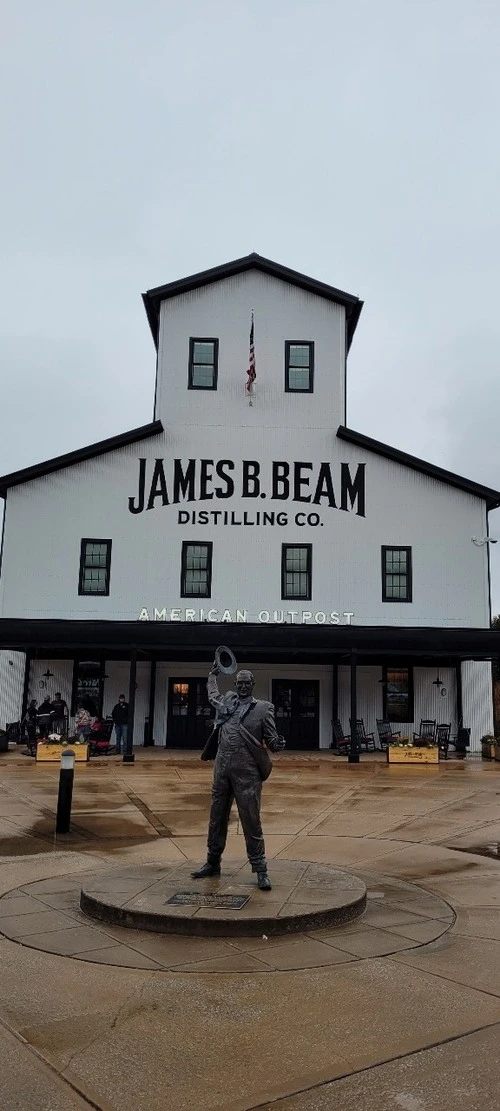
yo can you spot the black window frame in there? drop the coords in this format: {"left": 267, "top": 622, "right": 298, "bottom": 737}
{"left": 382, "top": 665, "right": 414, "bottom": 723}
{"left": 188, "top": 337, "right": 219, "bottom": 391}
{"left": 285, "top": 341, "right": 314, "bottom": 393}
{"left": 281, "top": 543, "right": 312, "bottom": 601}
{"left": 180, "top": 541, "right": 213, "bottom": 598}
{"left": 78, "top": 538, "right": 112, "bottom": 597}
{"left": 381, "top": 545, "right": 412, "bottom": 603}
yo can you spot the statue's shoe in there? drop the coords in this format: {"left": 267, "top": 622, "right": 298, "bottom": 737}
{"left": 257, "top": 871, "right": 272, "bottom": 891}
{"left": 190, "top": 862, "right": 221, "bottom": 878}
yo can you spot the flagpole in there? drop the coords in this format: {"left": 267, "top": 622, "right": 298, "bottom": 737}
{"left": 247, "top": 309, "right": 255, "bottom": 406}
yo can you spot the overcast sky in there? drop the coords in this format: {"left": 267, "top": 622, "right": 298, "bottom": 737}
{"left": 2, "top": 0, "right": 500, "bottom": 610}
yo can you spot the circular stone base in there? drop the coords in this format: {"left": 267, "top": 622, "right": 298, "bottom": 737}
{"left": 80, "top": 860, "right": 367, "bottom": 938}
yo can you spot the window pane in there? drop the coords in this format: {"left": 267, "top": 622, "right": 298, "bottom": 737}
{"left": 184, "top": 569, "right": 208, "bottom": 595}
{"left": 192, "top": 342, "right": 215, "bottom": 364}
{"left": 386, "top": 550, "right": 407, "bottom": 573}
{"left": 83, "top": 568, "right": 106, "bottom": 593}
{"left": 85, "top": 543, "right": 107, "bottom": 568}
{"left": 285, "top": 571, "right": 308, "bottom": 596}
{"left": 191, "top": 365, "right": 215, "bottom": 388}
{"left": 289, "top": 345, "right": 310, "bottom": 367}
{"left": 286, "top": 547, "right": 308, "bottom": 571}
{"left": 386, "top": 668, "right": 410, "bottom": 722}
{"left": 386, "top": 575, "right": 407, "bottom": 599}
{"left": 288, "top": 367, "right": 311, "bottom": 390}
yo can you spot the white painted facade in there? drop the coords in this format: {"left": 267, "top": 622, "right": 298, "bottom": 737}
{"left": 0, "top": 262, "right": 496, "bottom": 750}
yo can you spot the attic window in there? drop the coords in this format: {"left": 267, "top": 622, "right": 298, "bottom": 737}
{"left": 188, "top": 339, "right": 219, "bottom": 390}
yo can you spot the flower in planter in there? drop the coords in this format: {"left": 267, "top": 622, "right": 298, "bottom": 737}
{"left": 41, "top": 734, "right": 86, "bottom": 746}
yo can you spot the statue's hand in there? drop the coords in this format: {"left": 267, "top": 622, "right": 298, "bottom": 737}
{"left": 268, "top": 734, "right": 286, "bottom": 752}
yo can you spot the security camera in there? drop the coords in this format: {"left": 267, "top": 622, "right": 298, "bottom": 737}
{"left": 472, "top": 536, "right": 498, "bottom": 545}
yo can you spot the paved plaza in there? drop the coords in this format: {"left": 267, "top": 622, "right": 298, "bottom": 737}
{"left": 1, "top": 750, "right": 500, "bottom": 1109}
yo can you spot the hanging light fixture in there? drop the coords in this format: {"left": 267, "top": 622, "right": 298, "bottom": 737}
{"left": 43, "top": 669, "right": 54, "bottom": 680}
{"left": 432, "top": 670, "right": 443, "bottom": 688}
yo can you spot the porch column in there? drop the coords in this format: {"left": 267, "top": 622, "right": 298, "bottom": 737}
{"left": 21, "top": 651, "right": 31, "bottom": 720}
{"left": 123, "top": 646, "right": 137, "bottom": 764}
{"left": 349, "top": 651, "right": 359, "bottom": 764}
{"left": 146, "top": 659, "right": 156, "bottom": 746}
{"left": 455, "top": 662, "right": 463, "bottom": 727}
{"left": 331, "top": 663, "right": 338, "bottom": 745}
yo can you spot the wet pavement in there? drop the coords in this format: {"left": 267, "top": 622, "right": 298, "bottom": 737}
{"left": 1, "top": 751, "right": 500, "bottom": 1108}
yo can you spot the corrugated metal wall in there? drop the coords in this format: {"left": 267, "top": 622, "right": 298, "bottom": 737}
{"left": 338, "top": 665, "right": 458, "bottom": 745}
{"left": 0, "top": 650, "right": 25, "bottom": 728}
{"left": 462, "top": 661, "right": 494, "bottom": 749}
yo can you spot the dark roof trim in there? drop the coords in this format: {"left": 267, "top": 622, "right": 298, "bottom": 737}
{"left": 337, "top": 426, "right": 500, "bottom": 510}
{"left": 143, "top": 253, "right": 363, "bottom": 352}
{"left": 0, "top": 421, "right": 164, "bottom": 498}
{"left": 0, "top": 618, "right": 499, "bottom": 660}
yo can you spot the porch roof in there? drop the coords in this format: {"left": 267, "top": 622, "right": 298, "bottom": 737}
{"left": 0, "top": 619, "right": 498, "bottom": 664}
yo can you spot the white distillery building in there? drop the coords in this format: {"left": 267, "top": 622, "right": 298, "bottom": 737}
{"left": 0, "top": 253, "right": 499, "bottom": 758}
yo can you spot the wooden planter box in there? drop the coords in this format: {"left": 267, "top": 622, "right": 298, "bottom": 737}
{"left": 36, "top": 743, "right": 89, "bottom": 763}
{"left": 494, "top": 744, "right": 500, "bottom": 763}
{"left": 482, "top": 741, "right": 496, "bottom": 760}
{"left": 387, "top": 747, "right": 439, "bottom": 765}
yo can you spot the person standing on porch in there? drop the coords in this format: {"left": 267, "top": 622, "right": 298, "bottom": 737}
{"left": 51, "top": 693, "right": 68, "bottom": 734}
{"left": 111, "top": 695, "right": 129, "bottom": 754}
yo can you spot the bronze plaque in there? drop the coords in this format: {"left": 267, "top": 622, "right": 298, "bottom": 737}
{"left": 167, "top": 892, "right": 249, "bottom": 910}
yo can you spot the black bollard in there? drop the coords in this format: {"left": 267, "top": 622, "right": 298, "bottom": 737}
{"left": 56, "top": 749, "right": 75, "bottom": 834}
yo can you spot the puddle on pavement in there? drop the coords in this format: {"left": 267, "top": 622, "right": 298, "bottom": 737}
{"left": 451, "top": 843, "right": 500, "bottom": 861}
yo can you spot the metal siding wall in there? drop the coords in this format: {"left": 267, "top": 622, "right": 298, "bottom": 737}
{"left": 462, "top": 661, "right": 493, "bottom": 750}
{"left": 338, "top": 665, "right": 456, "bottom": 741}
{"left": 0, "top": 650, "right": 25, "bottom": 727}
{"left": 103, "top": 661, "right": 149, "bottom": 746}
{"left": 28, "top": 660, "right": 73, "bottom": 725}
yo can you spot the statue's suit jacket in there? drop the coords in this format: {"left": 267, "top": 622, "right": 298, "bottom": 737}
{"left": 201, "top": 687, "right": 279, "bottom": 774}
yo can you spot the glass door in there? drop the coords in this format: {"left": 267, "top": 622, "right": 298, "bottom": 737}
{"left": 272, "top": 679, "right": 320, "bottom": 749}
{"left": 167, "top": 678, "right": 214, "bottom": 748}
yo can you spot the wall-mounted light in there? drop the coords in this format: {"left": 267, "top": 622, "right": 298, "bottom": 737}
{"left": 472, "top": 537, "right": 498, "bottom": 546}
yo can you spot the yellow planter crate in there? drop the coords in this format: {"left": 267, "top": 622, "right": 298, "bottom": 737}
{"left": 387, "top": 747, "right": 439, "bottom": 765}
{"left": 36, "top": 743, "right": 89, "bottom": 763}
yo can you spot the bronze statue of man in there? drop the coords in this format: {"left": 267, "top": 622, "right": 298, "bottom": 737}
{"left": 191, "top": 661, "right": 285, "bottom": 890}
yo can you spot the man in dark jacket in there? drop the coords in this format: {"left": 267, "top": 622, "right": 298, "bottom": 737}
{"left": 111, "top": 695, "right": 128, "bottom": 754}
{"left": 51, "top": 693, "right": 68, "bottom": 734}
{"left": 191, "top": 661, "right": 285, "bottom": 890}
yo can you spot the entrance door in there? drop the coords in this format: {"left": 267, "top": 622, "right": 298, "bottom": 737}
{"left": 272, "top": 679, "right": 320, "bottom": 750}
{"left": 167, "top": 678, "right": 214, "bottom": 748}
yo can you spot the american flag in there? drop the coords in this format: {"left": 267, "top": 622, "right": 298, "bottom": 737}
{"left": 246, "top": 310, "right": 256, "bottom": 395}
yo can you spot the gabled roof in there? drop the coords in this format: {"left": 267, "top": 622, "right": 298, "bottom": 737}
{"left": 0, "top": 421, "right": 164, "bottom": 498}
{"left": 337, "top": 426, "right": 500, "bottom": 510}
{"left": 143, "top": 252, "right": 363, "bottom": 351}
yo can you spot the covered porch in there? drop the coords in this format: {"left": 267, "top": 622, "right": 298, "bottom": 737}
{"left": 0, "top": 620, "right": 499, "bottom": 762}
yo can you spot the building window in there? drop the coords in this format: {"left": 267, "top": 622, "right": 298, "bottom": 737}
{"left": 382, "top": 546, "right": 412, "bottom": 602}
{"left": 181, "top": 542, "right": 213, "bottom": 597}
{"left": 285, "top": 342, "right": 314, "bottom": 392}
{"left": 188, "top": 338, "right": 219, "bottom": 390}
{"left": 383, "top": 666, "right": 414, "bottom": 723}
{"left": 281, "top": 544, "right": 312, "bottom": 600}
{"left": 78, "top": 539, "right": 112, "bottom": 596}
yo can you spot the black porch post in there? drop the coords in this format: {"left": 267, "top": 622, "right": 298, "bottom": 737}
{"left": 21, "top": 651, "right": 31, "bottom": 721}
{"left": 123, "top": 646, "right": 137, "bottom": 764}
{"left": 146, "top": 659, "right": 156, "bottom": 746}
{"left": 455, "top": 662, "right": 463, "bottom": 727}
{"left": 331, "top": 663, "right": 338, "bottom": 743}
{"left": 349, "top": 651, "right": 359, "bottom": 764}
